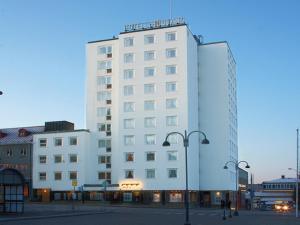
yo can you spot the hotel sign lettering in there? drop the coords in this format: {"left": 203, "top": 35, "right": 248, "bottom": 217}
{"left": 124, "top": 18, "right": 185, "bottom": 32}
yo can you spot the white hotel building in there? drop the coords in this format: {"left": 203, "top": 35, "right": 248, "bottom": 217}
{"left": 33, "top": 19, "right": 238, "bottom": 205}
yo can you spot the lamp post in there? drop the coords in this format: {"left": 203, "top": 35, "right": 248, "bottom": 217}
{"left": 223, "top": 160, "right": 250, "bottom": 216}
{"left": 162, "top": 130, "right": 209, "bottom": 225}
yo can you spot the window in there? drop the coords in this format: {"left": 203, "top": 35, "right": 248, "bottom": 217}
{"left": 144, "top": 51, "right": 155, "bottom": 61}
{"left": 124, "top": 102, "right": 135, "bottom": 112}
{"left": 145, "top": 134, "right": 156, "bottom": 145}
{"left": 144, "top": 67, "right": 155, "bottom": 77}
{"left": 97, "top": 76, "right": 112, "bottom": 85}
{"left": 166, "top": 48, "right": 176, "bottom": 58}
{"left": 144, "top": 100, "right": 155, "bottom": 111}
{"left": 69, "top": 171, "right": 77, "bottom": 180}
{"left": 97, "top": 91, "right": 111, "bottom": 101}
{"left": 97, "top": 107, "right": 108, "bottom": 117}
{"left": 69, "top": 137, "right": 77, "bottom": 146}
{"left": 98, "top": 139, "right": 111, "bottom": 148}
{"left": 168, "top": 169, "right": 177, "bottom": 178}
{"left": 124, "top": 135, "right": 135, "bottom": 145}
{"left": 124, "top": 37, "right": 134, "bottom": 47}
{"left": 166, "top": 32, "right": 176, "bottom": 41}
{"left": 54, "top": 172, "right": 62, "bottom": 181}
{"left": 125, "top": 152, "right": 134, "bottom": 162}
{"left": 123, "top": 192, "right": 132, "bottom": 202}
{"left": 144, "top": 117, "right": 156, "bottom": 128}
{"left": 167, "top": 151, "right": 178, "bottom": 161}
{"left": 54, "top": 155, "right": 63, "bottom": 163}
{"left": 166, "top": 82, "right": 177, "bottom": 92}
{"left": 124, "top": 53, "right": 134, "bottom": 63}
{"left": 125, "top": 170, "right": 134, "bottom": 179}
{"left": 98, "top": 172, "right": 111, "bottom": 181}
{"left": 39, "top": 138, "right": 47, "bottom": 147}
{"left": 39, "top": 155, "right": 47, "bottom": 164}
{"left": 20, "top": 149, "right": 27, "bottom": 156}
{"left": 54, "top": 137, "right": 63, "bottom": 146}
{"left": 166, "top": 116, "right": 178, "bottom": 127}
{"left": 69, "top": 154, "right": 78, "bottom": 163}
{"left": 98, "top": 61, "right": 112, "bottom": 70}
{"left": 166, "top": 65, "right": 177, "bottom": 75}
{"left": 123, "top": 85, "right": 134, "bottom": 96}
{"left": 166, "top": 98, "right": 177, "bottom": 109}
{"left": 144, "top": 83, "right": 155, "bottom": 94}
{"left": 98, "top": 46, "right": 112, "bottom": 55}
{"left": 144, "top": 35, "right": 155, "bottom": 44}
{"left": 124, "top": 69, "right": 134, "bottom": 80}
{"left": 146, "top": 152, "right": 155, "bottom": 161}
{"left": 6, "top": 149, "right": 12, "bottom": 157}
{"left": 39, "top": 172, "right": 46, "bottom": 181}
{"left": 98, "top": 155, "right": 111, "bottom": 164}
{"left": 146, "top": 169, "right": 155, "bottom": 179}
{"left": 124, "top": 119, "right": 135, "bottom": 129}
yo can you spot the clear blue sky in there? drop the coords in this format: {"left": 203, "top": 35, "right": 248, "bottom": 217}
{"left": 0, "top": 0, "right": 299, "bottom": 183}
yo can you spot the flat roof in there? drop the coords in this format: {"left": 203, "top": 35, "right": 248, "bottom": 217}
{"left": 34, "top": 129, "right": 89, "bottom": 135}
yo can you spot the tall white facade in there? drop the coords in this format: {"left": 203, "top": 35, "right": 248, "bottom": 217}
{"left": 33, "top": 19, "right": 238, "bottom": 204}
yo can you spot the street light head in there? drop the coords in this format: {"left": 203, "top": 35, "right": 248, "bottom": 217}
{"left": 162, "top": 140, "right": 170, "bottom": 147}
{"left": 201, "top": 138, "right": 210, "bottom": 144}
{"left": 245, "top": 164, "right": 250, "bottom": 169}
{"left": 223, "top": 165, "right": 228, "bottom": 169}
{"left": 0, "top": 91, "right": 3, "bottom": 95}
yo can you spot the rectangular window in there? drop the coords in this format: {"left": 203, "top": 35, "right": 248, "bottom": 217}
{"left": 144, "top": 51, "right": 155, "bottom": 61}
{"left": 166, "top": 116, "right": 178, "bottom": 127}
{"left": 97, "top": 76, "right": 112, "bottom": 85}
{"left": 98, "top": 139, "right": 111, "bottom": 148}
{"left": 166, "top": 98, "right": 177, "bottom": 109}
{"left": 168, "top": 169, "right": 177, "bottom": 178}
{"left": 166, "top": 48, "right": 177, "bottom": 58}
{"left": 123, "top": 85, "right": 134, "bottom": 96}
{"left": 146, "top": 152, "right": 155, "bottom": 161}
{"left": 144, "top": 100, "right": 155, "bottom": 111}
{"left": 124, "top": 53, "right": 134, "bottom": 63}
{"left": 166, "top": 65, "right": 177, "bottom": 75}
{"left": 144, "top": 83, "right": 155, "bottom": 94}
{"left": 39, "top": 172, "right": 46, "bottom": 181}
{"left": 20, "top": 149, "right": 27, "bottom": 156}
{"left": 39, "top": 139, "right": 47, "bottom": 147}
{"left": 166, "top": 32, "right": 176, "bottom": 41}
{"left": 124, "top": 37, "right": 134, "bottom": 47}
{"left": 144, "top": 117, "right": 156, "bottom": 128}
{"left": 54, "top": 137, "right": 63, "bottom": 146}
{"left": 98, "top": 172, "right": 106, "bottom": 180}
{"left": 98, "top": 46, "right": 112, "bottom": 55}
{"left": 144, "top": 67, "right": 155, "bottom": 77}
{"left": 69, "top": 171, "right": 77, "bottom": 180}
{"left": 97, "top": 91, "right": 111, "bottom": 101}
{"left": 125, "top": 152, "right": 134, "bottom": 162}
{"left": 69, "top": 154, "right": 78, "bottom": 163}
{"left": 98, "top": 155, "right": 110, "bottom": 164}
{"left": 144, "top": 35, "right": 155, "bottom": 44}
{"left": 125, "top": 170, "right": 134, "bottom": 179}
{"left": 54, "top": 155, "right": 63, "bottom": 163}
{"left": 145, "top": 134, "right": 156, "bottom": 145}
{"left": 98, "top": 61, "right": 112, "bottom": 70}
{"left": 124, "top": 102, "right": 135, "bottom": 112}
{"left": 167, "top": 151, "right": 178, "bottom": 161}
{"left": 124, "top": 135, "right": 135, "bottom": 146}
{"left": 39, "top": 155, "right": 47, "bottom": 164}
{"left": 166, "top": 82, "right": 177, "bottom": 92}
{"left": 69, "top": 137, "right": 77, "bottom": 146}
{"left": 146, "top": 169, "right": 155, "bottom": 179}
{"left": 124, "top": 119, "right": 135, "bottom": 129}
{"left": 124, "top": 69, "right": 134, "bottom": 80}
{"left": 54, "top": 172, "right": 62, "bottom": 181}
{"left": 6, "top": 149, "right": 12, "bottom": 157}
{"left": 97, "top": 107, "right": 107, "bottom": 117}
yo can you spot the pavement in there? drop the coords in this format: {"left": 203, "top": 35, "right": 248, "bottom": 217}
{"left": 1, "top": 202, "right": 300, "bottom": 225}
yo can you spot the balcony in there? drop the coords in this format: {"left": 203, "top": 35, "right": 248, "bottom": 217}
{"left": 106, "top": 84, "right": 112, "bottom": 89}
{"left": 106, "top": 115, "right": 111, "bottom": 120}
{"left": 106, "top": 99, "right": 112, "bottom": 105}
{"left": 107, "top": 53, "right": 112, "bottom": 58}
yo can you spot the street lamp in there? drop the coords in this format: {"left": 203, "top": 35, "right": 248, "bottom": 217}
{"left": 162, "top": 130, "right": 209, "bottom": 225}
{"left": 223, "top": 160, "right": 250, "bottom": 216}
{"left": 0, "top": 91, "right": 3, "bottom": 95}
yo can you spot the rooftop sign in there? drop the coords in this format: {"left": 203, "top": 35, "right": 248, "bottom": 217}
{"left": 124, "top": 17, "right": 185, "bottom": 32}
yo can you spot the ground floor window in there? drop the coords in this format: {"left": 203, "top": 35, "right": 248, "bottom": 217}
{"left": 123, "top": 192, "right": 132, "bottom": 202}
{"left": 153, "top": 192, "right": 160, "bottom": 202}
{"left": 169, "top": 192, "right": 182, "bottom": 202}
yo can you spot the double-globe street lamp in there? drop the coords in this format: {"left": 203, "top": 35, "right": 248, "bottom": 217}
{"left": 223, "top": 160, "right": 250, "bottom": 216}
{"left": 162, "top": 130, "right": 209, "bottom": 225}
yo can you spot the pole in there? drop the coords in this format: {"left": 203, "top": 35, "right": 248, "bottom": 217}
{"left": 72, "top": 186, "right": 75, "bottom": 211}
{"left": 297, "top": 128, "right": 299, "bottom": 218}
{"left": 234, "top": 163, "right": 239, "bottom": 216}
{"left": 184, "top": 130, "right": 190, "bottom": 225}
